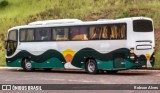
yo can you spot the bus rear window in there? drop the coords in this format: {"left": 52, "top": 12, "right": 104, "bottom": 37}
{"left": 133, "top": 20, "right": 153, "bottom": 32}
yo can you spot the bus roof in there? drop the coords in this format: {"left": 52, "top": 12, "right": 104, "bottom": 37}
{"left": 8, "top": 17, "right": 152, "bottom": 31}
{"left": 28, "top": 19, "right": 83, "bottom": 25}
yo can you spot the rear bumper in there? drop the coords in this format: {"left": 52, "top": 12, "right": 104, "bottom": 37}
{"left": 96, "top": 53, "right": 155, "bottom": 70}
{"left": 130, "top": 53, "right": 155, "bottom": 68}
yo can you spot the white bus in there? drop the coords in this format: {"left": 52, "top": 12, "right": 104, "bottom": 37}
{"left": 5, "top": 17, "right": 155, "bottom": 74}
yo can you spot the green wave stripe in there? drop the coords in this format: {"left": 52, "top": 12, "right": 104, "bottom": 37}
{"left": 6, "top": 48, "right": 149, "bottom": 69}
{"left": 71, "top": 48, "right": 131, "bottom": 68}
{"left": 6, "top": 49, "right": 66, "bottom": 63}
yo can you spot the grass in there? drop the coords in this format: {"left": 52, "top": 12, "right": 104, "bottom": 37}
{"left": 155, "top": 52, "right": 160, "bottom": 68}
{"left": 0, "top": 0, "right": 57, "bottom": 18}
{"left": 0, "top": 0, "right": 160, "bottom": 67}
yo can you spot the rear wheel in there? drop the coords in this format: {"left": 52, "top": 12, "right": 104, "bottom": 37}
{"left": 22, "top": 58, "right": 34, "bottom": 72}
{"left": 85, "top": 59, "right": 98, "bottom": 74}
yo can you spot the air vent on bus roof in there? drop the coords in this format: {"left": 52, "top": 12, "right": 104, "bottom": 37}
{"left": 28, "top": 19, "right": 82, "bottom": 25}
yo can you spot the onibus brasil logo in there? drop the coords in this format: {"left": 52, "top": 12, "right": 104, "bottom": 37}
{"left": 2, "top": 85, "right": 42, "bottom": 90}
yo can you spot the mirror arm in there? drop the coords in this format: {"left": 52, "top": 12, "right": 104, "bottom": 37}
{"left": 5, "top": 40, "right": 7, "bottom": 49}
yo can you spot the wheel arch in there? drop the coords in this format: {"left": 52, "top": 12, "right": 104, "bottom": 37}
{"left": 84, "top": 57, "right": 96, "bottom": 64}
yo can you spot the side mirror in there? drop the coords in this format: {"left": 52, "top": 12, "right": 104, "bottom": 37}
{"left": 5, "top": 40, "right": 7, "bottom": 49}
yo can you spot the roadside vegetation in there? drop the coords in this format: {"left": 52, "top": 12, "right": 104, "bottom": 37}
{"left": 0, "top": 0, "right": 160, "bottom": 67}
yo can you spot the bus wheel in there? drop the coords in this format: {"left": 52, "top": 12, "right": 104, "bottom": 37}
{"left": 107, "top": 70, "right": 118, "bottom": 74}
{"left": 22, "top": 58, "right": 34, "bottom": 72}
{"left": 86, "top": 59, "right": 98, "bottom": 74}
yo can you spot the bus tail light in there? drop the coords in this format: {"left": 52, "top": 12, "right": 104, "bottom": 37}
{"left": 130, "top": 48, "right": 134, "bottom": 53}
{"left": 130, "top": 48, "right": 135, "bottom": 59}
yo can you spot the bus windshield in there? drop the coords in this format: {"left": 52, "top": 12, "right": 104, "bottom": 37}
{"left": 133, "top": 20, "right": 153, "bottom": 32}
{"left": 6, "top": 30, "right": 18, "bottom": 56}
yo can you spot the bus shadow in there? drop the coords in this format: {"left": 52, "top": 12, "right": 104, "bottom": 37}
{"left": 9, "top": 69, "right": 153, "bottom": 76}
{"left": 11, "top": 69, "right": 87, "bottom": 74}
{"left": 105, "top": 72, "right": 152, "bottom": 76}
{"left": 98, "top": 70, "right": 153, "bottom": 76}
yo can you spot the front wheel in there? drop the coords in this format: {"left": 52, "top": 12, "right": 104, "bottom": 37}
{"left": 22, "top": 58, "right": 34, "bottom": 72}
{"left": 85, "top": 59, "right": 98, "bottom": 74}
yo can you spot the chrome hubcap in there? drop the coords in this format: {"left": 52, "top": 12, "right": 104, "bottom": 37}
{"left": 88, "top": 60, "right": 95, "bottom": 72}
{"left": 25, "top": 59, "right": 32, "bottom": 69}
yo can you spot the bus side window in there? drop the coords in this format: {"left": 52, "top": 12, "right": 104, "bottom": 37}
{"left": 35, "top": 28, "right": 51, "bottom": 41}
{"left": 120, "top": 24, "right": 126, "bottom": 39}
{"left": 110, "top": 25, "right": 118, "bottom": 39}
{"left": 20, "top": 30, "right": 26, "bottom": 42}
{"left": 89, "top": 27, "right": 102, "bottom": 40}
{"left": 20, "top": 29, "right": 34, "bottom": 42}
{"left": 26, "top": 29, "right": 34, "bottom": 41}
{"left": 71, "top": 27, "right": 88, "bottom": 41}
{"left": 116, "top": 24, "right": 126, "bottom": 39}
{"left": 101, "top": 26, "right": 110, "bottom": 39}
{"left": 53, "top": 28, "right": 69, "bottom": 41}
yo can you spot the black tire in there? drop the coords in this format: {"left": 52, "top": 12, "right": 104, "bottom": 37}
{"left": 107, "top": 70, "right": 118, "bottom": 74}
{"left": 85, "top": 59, "right": 98, "bottom": 74}
{"left": 22, "top": 58, "right": 34, "bottom": 72}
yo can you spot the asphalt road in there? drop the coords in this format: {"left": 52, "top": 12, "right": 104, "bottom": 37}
{"left": 0, "top": 68, "right": 160, "bottom": 93}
